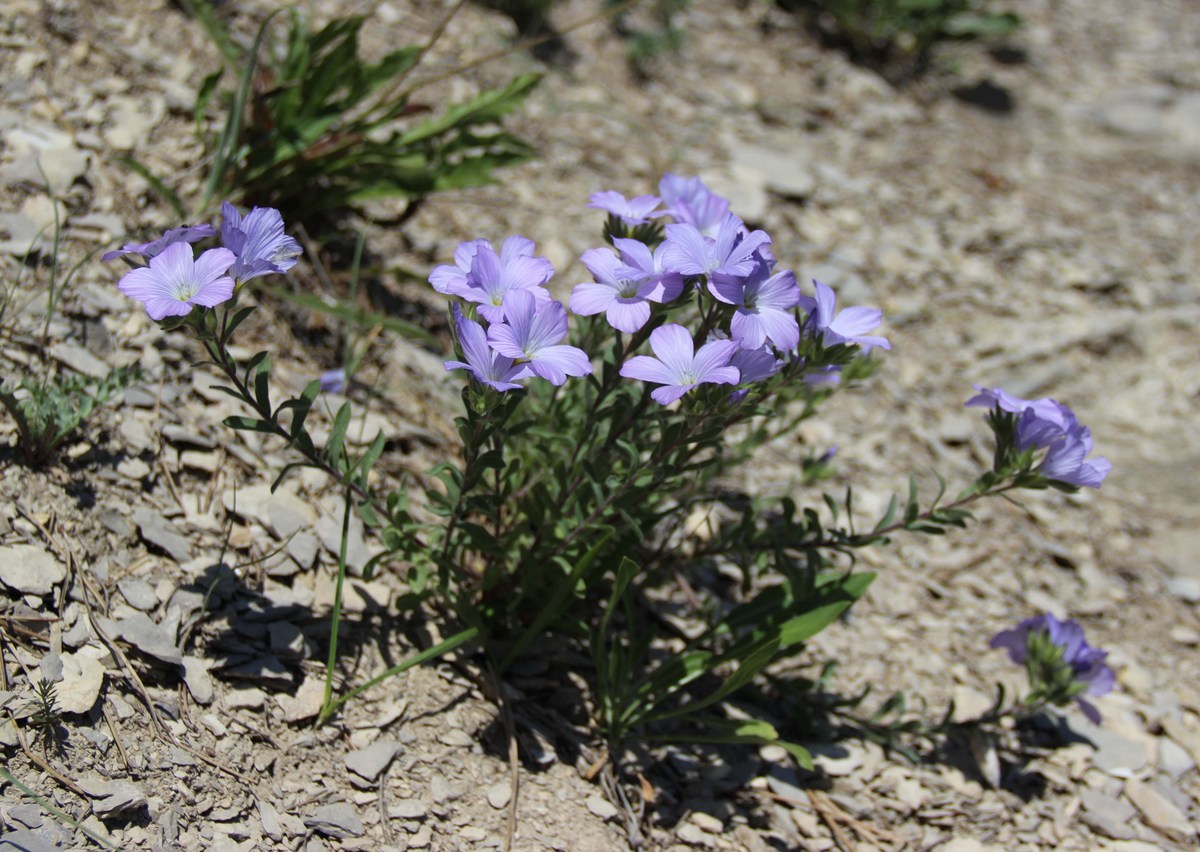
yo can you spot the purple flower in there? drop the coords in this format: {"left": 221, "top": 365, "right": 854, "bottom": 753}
{"left": 991, "top": 613, "right": 1115, "bottom": 723}
{"left": 587, "top": 191, "right": 665, "bottom": 226}
{"left": 803, "top": 365, "right": 842, "bottom": 386}
{"left": 798, "top": 280, "right": 891, "bottom": 350}
{"left": 444, "top": 305, "right": 533, "bottom": 392}
{"left": 319, "top": 369, "right": 347, "bottom": 394}
{"left": 453, "top": 237, "right": 554, "bottom": 324}
{"left": 101, "top": 223, "right": 216, "bottom": 262}
{"left": 658, "top": 174, "right": 730, "bottom": 237}
{"left": 486, "top": 291, "right": 592, "bottom": 386}
{"left": 620, "top": 324, "right": 740, "bottom": 404}
{"left": 117, "top": 242, "right": 235, "bottom": 321}
{"left": 967, "top": 387, "right": 1111, "bottom": 488}
{"left": 661, "top": 214, "right": 771, "bottom": 279}
{"left": 728, "top": 345, "right": 782, "bottom": 402}
{"left": 220, "top": 203, "right": 301, "bottom": 283}
{"left": 709, "top": 263, "right": 803, "bottom": 351}
{"left": 570, "top": 238, "right": 684, "bottom": 333}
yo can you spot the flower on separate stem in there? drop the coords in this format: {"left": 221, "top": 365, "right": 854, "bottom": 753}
{"left": 117, "top": 242, "right": 235, "bottom": 321}
{"left": 486, "top": 290, "right": 592, "bottom": 386}
{"left": 587, "top": 191, "right": 665, "bottom": 226}
{"left": 444, "top": 305, "right": 533, "bottom": 392}
{"left": 661, "top": 214, "right": 771, "bottom": 279}
{"left": 728, "top": 345, "right": 782, "bottom": 402}
{"left": 966, "top": 386, "right": 1111, "bottom": 488}
{"left": 620, "top": 324, "right": 740, "bottom": 404}
{"left": 798, "top": 280, "right": 891, "bottom": 350}
{"left": 101, "top": 224, "right": 216, "bottom": 262}
{"left": 220, "top": 203, "right": 301, "bottom": 283}
{"left": 658, "top": 173, "right": 730, "bottom": 237}
{"left": 319, "top": 369, "right": 347, "bottom": 394}
{"left": 453, "top": 237, "right": 554, "bottom": 324}
{"left": 990, "top": 613, "right": 1115, "bottom": 723}
{"left": 570, "top": 238, "right": 683, "bottom": 333}
{"left": 709, "top": 262, "right": 803, "bottom": 351}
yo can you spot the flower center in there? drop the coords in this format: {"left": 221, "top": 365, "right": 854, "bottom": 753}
{"left": 617, "top": 278, "right": 639, "bottom": 299}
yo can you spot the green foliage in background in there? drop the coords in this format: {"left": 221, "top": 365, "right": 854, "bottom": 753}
{"left": 180, "top": 3, "right": 539, "bottom": 224}
{"left": 782, "top": 0, "right": 1020, "bottom": 80}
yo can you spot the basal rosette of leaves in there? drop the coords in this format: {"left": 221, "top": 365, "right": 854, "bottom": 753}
{"left": 110, "top": 183, "right": 1111, "bottom": 777}
{"left": 163, "top": 3, "right": 539, "bottom": 227}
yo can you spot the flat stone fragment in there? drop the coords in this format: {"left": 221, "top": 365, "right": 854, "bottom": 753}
{"left": 181, "top": 656, "right": 214, "bottom": 705}
{"left": 55, "top": 646, "right": 107, "bottom": 714}
{"left": 1079, "top": 788, "right": 1136, "bottom": 840}
{"left": 1087, "top": 726, "right": 1150, "bottom": 777}
{"left": 79, "top": 778, "right": 147, "bottom": 818}
{"left": 130, "top": 507, "right": 192, "bottom": 563}
{"left": 388, "top": 799, "right": 426, "bottom": 820}
{"left": 0, "top": 544, "right": 66, "bottom": 595}
{"left": 344, "top": 739, "right": 403, "bottom": 782}
{"left": 257, "top": 799, "right": 283, "bottom": 841}
{"left": 1124, "top": 778, "right": 1197, "bottom": 843}
{"left": 277, "top": 676, "right": 324, "bottom": 722}
{"left": 305, "top": 803, "right": 364, "bottom": 838}
{"left": 486, "top": 780, "right": 512, "bottom": 809}
{"left": 117, "top": 611, "right": 183, "bottom": 666}
{"left": 585, "top": 794, "right": 619, "bottom": 821}
{"left": 118, "top": 577, "right": 159, "bottom": 611}
{"left": 0, "top": 829, "right": 62, "bottom": 852}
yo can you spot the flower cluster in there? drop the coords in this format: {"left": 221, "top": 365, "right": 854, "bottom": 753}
{"left": 435, "top": 175, "right": 891, "bottom": 404}
{"left": 433, "top": 239, "right": 591, "bottom": 391}
{"left": 991, "top": 613, "right": 1115, "bottom": 723}
{"left": 967, "top": 386, "right": 1111, "bottom": 488}
{"left": 108, "top": 204, "right": 300, "bottom": 321}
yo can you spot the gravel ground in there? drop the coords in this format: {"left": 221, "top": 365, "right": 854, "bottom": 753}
{"left": 1, "top": 0, "right": 1198, "bottom": 849}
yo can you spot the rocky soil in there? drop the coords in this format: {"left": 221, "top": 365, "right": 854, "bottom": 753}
{"left": 1, "top": 0, "right": 1199, "bottom": 849}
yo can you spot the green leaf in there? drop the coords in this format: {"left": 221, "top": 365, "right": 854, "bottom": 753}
{"left": 224, "top": 415, "right": 277, "bottom": 433}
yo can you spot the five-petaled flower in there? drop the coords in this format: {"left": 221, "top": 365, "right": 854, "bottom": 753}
{"left": 487, "top": 291, "right": 592, "bottom": 386}
{"left": 452, "top": 238, "right": 554, "bottom": 324}
{"left": 117, "top": 242, "right": 235, "bottom": 321}
{"left": 709, "top": 261, "right": 803, "bottom": 351}
{"left": 570, "top": 238, "right": 683, "bottom": 333}
{"left": 620, "top": 324, "right": 740, "bottom": 404}
{"left": 661, "top": 214, "right": 771, "bottom": 280}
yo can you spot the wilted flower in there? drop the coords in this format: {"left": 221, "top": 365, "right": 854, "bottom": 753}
{"left": 220, "top": 203, "right": 301, "bottom": 283}
{"left": 117, "top": 242, "right": 235, "bottom": 321}
{"left": 620, "top": 324, "right": 740, "bottom": 404}
{"left": 991, "top": 613, "right": 1114, "bottom": 723}
{"left": 102, "top": 224, "right": 216, "bottom": 262}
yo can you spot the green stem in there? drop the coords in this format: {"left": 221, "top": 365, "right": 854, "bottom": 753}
{"left": 318, "top": 626, "right": 479, "bottom": 723}
{"left": 320, "top": 494, "right": 353, "bottom": 721}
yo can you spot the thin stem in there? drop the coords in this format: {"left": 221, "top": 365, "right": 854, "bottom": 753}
{"left": 320, "top": 494, "right": 354, "bottom": 720}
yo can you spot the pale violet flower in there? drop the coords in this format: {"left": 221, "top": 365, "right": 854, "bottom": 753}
{"left": 453, "top": 237, "right": 554, "bottom": 324}
{"left": 658, "top": 174, "right": 730, "bottom": 237}
{"left": 799, "top": 280, "right": 891, "bottom": 351}
{"left": 117, "top": 242, "right": 235, "bottom": 321}
{"left": 444, "top": 305, "right": 533, "bottom": 392}
{"left": 486, "top": 291, "right": 592, "bottom": 386}
{"left": 661, "top": 214, "right": 771, "bottom": 279}
{"left": 220, "top": 203, "right": 301, "bottom": 283}
{"left": 570, "top": 238, "right": 683, "bottom": 333}
{"left": 587, "top": 191, "right": 665, "bottom": 226}
{"left": 102, "top": 224, "right": 216, "bottom": 262}
{"left": 620, "top": 324, "right": 740, "bottom": 404}
{"left": 709, "top": 263, "right": 803, "bottom": 351}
